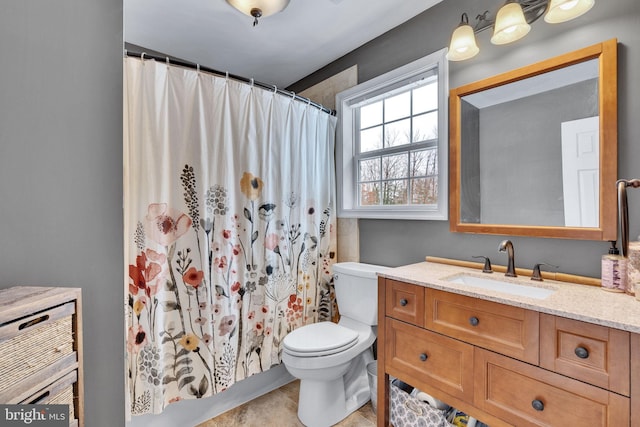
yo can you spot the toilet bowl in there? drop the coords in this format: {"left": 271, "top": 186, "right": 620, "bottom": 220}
{"left": 282, "top": 262, "right": 390, "bottom": 427}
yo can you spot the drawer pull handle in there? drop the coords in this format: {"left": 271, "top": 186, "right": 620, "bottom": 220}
{"left": 28, "top": 391, "right": 50, "bottom": 405}
{"left": 400, "top": 298, "right": 408, "bottom": 306}
{"left": 19, "top": 314, "right": 50, "bottom": 330}
{"left": 419, "top": 353, "right": 428, "bottom": 362}
{"left": 531, "top": 399, "right": 544, "bottom": 411}
{"left": 469, "top": 316, "right": 479, "bottom": 327}
{"left": 575, "top": 346, "right": 589, "bottom": 359}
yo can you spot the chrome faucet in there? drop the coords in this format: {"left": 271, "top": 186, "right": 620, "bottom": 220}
{"left": 498, "top": 239, "right": 517, "bottom": 277}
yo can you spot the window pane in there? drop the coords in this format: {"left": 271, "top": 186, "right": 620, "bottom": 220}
{"left": 413, "top": 81, "right": 438, "bottom": 114}
{"left": 381, "top": 180, "right": 408, "bottom": 205}
{"left": 360, "top": 126, "right": 382, "bottom": 152}
{"left": 360, "top": 101, "right": 382, "bottom": 129}
{"left": 413, "top": 111, "right": 438, "bottom": 142}
{"left": 359, "top": 183, "right": 380, "bottom": 206}
{"left": 410, "top": 149, "right": 438, "bottom": 177}
{"left": 359, "top": 158, "right": 380, "bottom": 182}
{"left": 411, "top": 177, "right": 438, "bottom": 204}
{"left": 384, "top": 91, "right": 410, "bottom": 122}
{"left": 385, "top": 118, "right": 411, "bottom": 147}
{"left": 382, "top": 154, "right": 408, "bottom": 180}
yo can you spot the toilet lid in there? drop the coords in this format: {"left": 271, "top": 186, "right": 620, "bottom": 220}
{"left": 283, "top": 322, "right": 359, "bottom": 357}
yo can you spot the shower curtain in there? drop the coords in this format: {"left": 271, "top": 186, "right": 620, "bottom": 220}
{"left": 123, "top": 57, "right": 337, "bottom": 416}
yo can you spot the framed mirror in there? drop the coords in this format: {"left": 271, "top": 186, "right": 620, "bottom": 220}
{"left": 449, "top": 39, "right": 617, "bottom": 240}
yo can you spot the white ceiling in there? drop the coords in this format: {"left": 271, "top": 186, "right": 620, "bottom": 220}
{"left": 124, "top": 0, "right": 442, "bottom": 88}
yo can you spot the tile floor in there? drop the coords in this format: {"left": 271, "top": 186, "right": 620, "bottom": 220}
{"left": 196, "top": 380, "right": 377, "bottom": 427}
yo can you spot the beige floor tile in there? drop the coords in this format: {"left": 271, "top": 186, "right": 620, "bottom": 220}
{"left": 198, "top": 380, "right": 376, "bottom": 427}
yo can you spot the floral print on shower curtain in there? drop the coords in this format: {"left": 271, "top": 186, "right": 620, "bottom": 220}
{"left": 123, "top": 57, "right": 337, "bottom": 416}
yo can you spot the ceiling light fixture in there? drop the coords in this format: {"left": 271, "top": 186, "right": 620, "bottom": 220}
{"left": 447, "top": 0, "right": 596, "bottom": 61}
{"left": 226, "top": 0, "right": 290, "bottom": 26}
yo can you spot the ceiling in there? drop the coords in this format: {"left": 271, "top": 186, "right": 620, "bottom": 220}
{"left": 124, "top": 0, "right": 442, "bottom": 88}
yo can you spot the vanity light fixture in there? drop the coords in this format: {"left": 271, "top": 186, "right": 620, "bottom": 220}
{"left": 491, "top": 1, "right": 531, "bottom": 45}
{"left": 446, "top": 13, "right": 481, "bottom": 61}
{"left": 447, "top": 0, "right": 596, "bottom": 61}
{"left": 544, "top": 0, "right": 595, "bottom": 23}
{"left": 226, "top": 0, "right": 290, "bottom": 26}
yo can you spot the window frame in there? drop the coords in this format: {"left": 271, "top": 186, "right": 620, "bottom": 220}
{"left": 336, "top": 48, "right": 449, "bottom": 220}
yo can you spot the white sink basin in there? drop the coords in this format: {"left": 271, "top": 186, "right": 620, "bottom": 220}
{"left": 447, "top": 274, "right": 556, "bottom": 300}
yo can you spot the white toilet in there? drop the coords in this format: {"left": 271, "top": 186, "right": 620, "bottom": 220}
{"left": 282, "top": 262, "right": 390, "bottom": 427}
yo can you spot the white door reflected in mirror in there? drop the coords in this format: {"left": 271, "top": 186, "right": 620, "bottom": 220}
{"left": 561, "top": 116, "right": 599, "bottom": 227}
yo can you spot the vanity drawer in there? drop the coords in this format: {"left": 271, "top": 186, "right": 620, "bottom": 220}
{"left": 540, "top": 314, "right": 630, "bottom": 396}
{"left": 425, "top": 289, "right": 539, "bottom": 364}
{"left": 385, "top": 318, "right": 474, "bottom": 402}
{"left": 385, "top": 280, "right": 425, "bottom": 327}
{"left": 474, "top": 348, "right": 630, "bottom": 427}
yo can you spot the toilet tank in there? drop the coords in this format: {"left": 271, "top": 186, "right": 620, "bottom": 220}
{"left": 332, "top": 262, "right": 390, "bottom": 326}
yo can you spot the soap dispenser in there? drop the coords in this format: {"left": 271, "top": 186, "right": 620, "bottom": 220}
{"left": 601, "top": 241, "right": 627, "bottom": 292}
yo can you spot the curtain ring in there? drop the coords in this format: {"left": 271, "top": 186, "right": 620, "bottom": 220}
{"left": 307, "top": 98, "right": 312, "bottom": 106}
{"left": 250, "top": 78, "right": 254, "bottom": 87}
{"left": 291, "top": 91, "right": 295, "bottom": 100}
{"left": 196, "top": 64, "right": 200, "bottom": 73}
{"left": 140, "top": 52, "right": 146, "bottom": 61}
{"left": 273, "top": 85, "right": 277, "bottom": 94}
{"left": 225, "top": 71, "right": 229, "bottom": 80}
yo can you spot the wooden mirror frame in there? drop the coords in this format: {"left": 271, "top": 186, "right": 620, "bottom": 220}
{"left": 449, "top": 39, "right": 617, "bottom": 240}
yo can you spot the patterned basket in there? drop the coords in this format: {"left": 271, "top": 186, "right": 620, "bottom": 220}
{"left": 390, "top": 382, "right": 451, "bottom": 427}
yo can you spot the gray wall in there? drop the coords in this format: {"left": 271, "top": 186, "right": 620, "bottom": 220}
{"left": 478, "top": 79, "right": 597, "bottom": 225}
{"left": 290, "top": 0, "right": 640, "bottom": 278}
{"left": 0, "top": 1, "right": 124, "bottom": 426}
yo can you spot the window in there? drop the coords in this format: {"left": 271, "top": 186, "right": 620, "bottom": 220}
{"left": 336, "top": 48, "right": 448, "bottom": 220}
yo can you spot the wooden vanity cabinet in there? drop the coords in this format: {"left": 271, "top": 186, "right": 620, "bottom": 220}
{"left": 385, "top": 318, "right": 474, "bottom": 403}
{"left": 385, "top": 279, "right": 425, "bottom": 327}
{"left": 475, "top": 349, "right": 629, "bottom": 426}
{"left": 426, "top": 289, "right": 539, "bottom": 365}
{"left": 377, "top": 277, "right": 633, "bottom": 427}
{"left": 539, "top": 314, "right": 630, "bottom": 396}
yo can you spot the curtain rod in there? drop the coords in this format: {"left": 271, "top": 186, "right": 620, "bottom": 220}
{"left": 125, "top": 51, "right": 335, "bottom": 116}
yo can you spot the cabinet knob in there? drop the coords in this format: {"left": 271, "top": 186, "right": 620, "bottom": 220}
{"left": 400, "top": 298, "right": 408, "bottom": 306}
{"left": 531, "top": 399, "right": 544, "bottom": 411}
{"left": 469, "top": 316, "right": 479, "bottom": 327}
{"left": 419, "top": 353, "right": 428, "bottom": 362}
{"left": 574, "top": 346, "right": 589, "bottom": 359}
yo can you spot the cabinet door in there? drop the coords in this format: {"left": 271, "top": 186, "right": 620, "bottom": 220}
{"left": 475, "top": 349, "right": 630, "bottom": 427}
{"left": 540, "top": 314, "right": 630, "bottom": 396}
{"left": 426, "top": 288, "right": 539, "bottom": 364}
{"left": 385, "top": 318, "right": 474, "bottom": 402}
{"left": 385, "top": 280, "right": 425, "bottom": 327}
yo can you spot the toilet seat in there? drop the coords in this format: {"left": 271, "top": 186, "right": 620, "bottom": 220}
{"left": 283, "top": 322, "right": 358, "bottom": 357}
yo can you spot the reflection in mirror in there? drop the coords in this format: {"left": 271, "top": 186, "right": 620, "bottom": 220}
{"left": 450, "top": 39, "right": 617, "bottom": 240}
{"left": 460, "top": 59, "right": 599, "bottom": 227}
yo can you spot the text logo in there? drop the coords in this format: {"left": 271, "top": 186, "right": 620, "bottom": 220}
{"left": 1, "top": 405, "right": 68, "bottom": 426}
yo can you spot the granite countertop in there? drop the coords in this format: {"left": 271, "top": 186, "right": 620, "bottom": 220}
{"left": 379, "top": 261, "right": 640, "bottom": 334}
